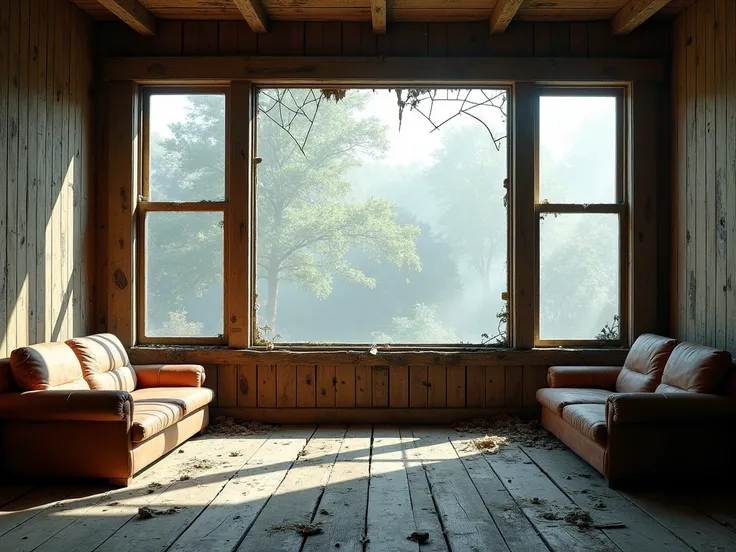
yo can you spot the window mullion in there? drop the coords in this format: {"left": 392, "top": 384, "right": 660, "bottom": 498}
{"left": 512, "top": 82, "right": 537, "bottom": 349}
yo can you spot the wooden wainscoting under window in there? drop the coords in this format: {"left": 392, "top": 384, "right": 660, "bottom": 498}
{"left": 129, "top": 348, "right": 628, "bottom": 422}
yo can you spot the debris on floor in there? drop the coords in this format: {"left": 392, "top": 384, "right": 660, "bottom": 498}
{"left": 564, "top": 509, "right": 593, "bottom": 530}
{"left": 454, "top": 414, "right": 566, "bottom": 449}
{"left": 269, "top": 522, "right": 324, "bottom": 536}
{"left": 137, "top": 506, "right": 184, "bottom": 519}
{"left": 319, "top": 509, "right": 330, "bottom": 515}
{"left": 531, "top": 497, "right": 542, "bottom": 505}
{"left": 593, "top": 521, "right": 626, "bottom": 529}
{"left": 541, "top": 512, "right": 559, "bottom": 521}
{"left": 148, "top": 482, "right": 162, "bottom": 488}
{"left": 206, "top": 417, "right": 279, "bottom": 436}
{"left": 593, "top": 500, "right": 606, "bottom": 509}
{"left": 406, "top": 531, "right": 430, "bottom": 544}
{"left": 179, "top": 475, "right": 191, "bottom": 481}
{"left": 469, "top": 435, "right": 509, "bottom": 454}
{"left": 229, "top": 451, "right": 242, "bottom": 457}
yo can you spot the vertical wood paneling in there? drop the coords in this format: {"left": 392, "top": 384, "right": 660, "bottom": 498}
{"left": 485, "top": 365, "right": 505, "bottom": 407}
{"left": 355, "top": 365, "right": 371, "bottom": 407}
{"left": 335, "top": 364, "right": 355, "bottom": 407}
{"left": 277, "top": 364, "right": 297, "bottom": 407}
{"left": 522, "top": 365, "right": 539, "bottom": 407}
{"left": 427, "top": 364, "right": 446, "bottom": 407}
{"left": 217, "top": 364, "right": 237, "bottom": 407}
{"left": 465, "top": 365, "right": 485, "bottom": 408}
{"left": 505, "top": 365, "right": 523, "bottom": 408}
{"left": 389, "top": 366, "right": 409, "bottom": 408}
{"left": 182, "top": 21, "right": 218, "bottom": 55}
{"left": 409, "top": 364, "right": 428, "bottom": 408}
{"left": 674, "top": 0, "right": 736, "bottom": 355}
{"left": 446, "top": 365, "right": 465, "bottom": 407}
{"left": 371, "top": 366, "right": 388, "bottom": 407}
{"left": 258, "top": 364, "right": 276, "bottom": 407}
{"left": 296, "top": 364, "right": 316, "bottom": 407}
{"left": 316, "top": 364, "right": 335, "bottom": 407}
{"left": 0, "top": 0, "right": 94, "bottom": 356}
{"left": 237, "top": 364, "right": 257, "bottom": 407}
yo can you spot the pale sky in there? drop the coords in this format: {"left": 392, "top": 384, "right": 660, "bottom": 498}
{"left": 149, "top": 89, "right": 614, "bottom": 169}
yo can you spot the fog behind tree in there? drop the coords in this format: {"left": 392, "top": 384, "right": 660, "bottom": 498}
{"left": 145, "top": 89, "right": 619, "bottom": 344}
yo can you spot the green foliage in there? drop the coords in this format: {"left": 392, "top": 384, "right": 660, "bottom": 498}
{"left": 371, "top": 303, "right": 458, "bottom": 344}
{"left": 149, "top": 311, "right": 204, "bottom": 337}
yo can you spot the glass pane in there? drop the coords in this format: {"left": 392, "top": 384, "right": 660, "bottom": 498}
{"left": 256, "top": 88, "right": 509, "bottom": 344}
{"left": 148, "top": 94, "right": 226, "bottom": 202}
{"left": 145, "top": 212, "right": 224, "bottom": 337}
{"left": 539, "top": 95, "right": 617, "bottom": 204}
{"left": 539, "top": 213, "right": 619, "bottom": 341}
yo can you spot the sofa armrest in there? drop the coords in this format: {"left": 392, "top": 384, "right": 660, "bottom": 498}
{"left": 606, "top": 392, "right": 736, "bottom": 424}
{"left": 133, "top": 364, "right": 205, "bottom": 388}
{"left": 547, "top": 366, "right": 622, "bottom": 389}
{"left": 0, "top": 390, "right": 132, "bottom": 422}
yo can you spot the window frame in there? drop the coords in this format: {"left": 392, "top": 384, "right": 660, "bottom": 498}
{"left": 252, "top": 84, "right": 513, "bottom": 349}
{"left": 533, "top": 86, "right": 629, "bottom": 348}
{"left": 136, "top": 86, "right": 230, "bottom": 345}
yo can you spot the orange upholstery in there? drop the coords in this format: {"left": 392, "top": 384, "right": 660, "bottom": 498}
{"left": 134, "top": 364, "right": 205, "bottom": 388}
{"left": 0, "top": 333, "right": 214, "bottom": 486}
{"left": 10, "top": 342, "right": 89, "bottom": 391}
{"left": 67, "top": 334, "right": 137, "bottom": 392}
{"left": 535, "top": 388, "right": 612, "bottom": 415}
{"left": 538, "top": 334, "right": 736, "bottom": 486}
{"left": 615, "top": 333, "right": 678, "bottom": 393}
{"left": 656, "top": 342, "right": 732, "bottom": 394}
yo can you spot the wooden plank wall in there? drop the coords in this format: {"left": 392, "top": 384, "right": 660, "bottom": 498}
{"left": 0, "top": 0, "right": 96, "bottom": 357}
{"left": 107, "top": 18, "right": 667, "bottom": 421}
{"left": 672, "top": 0, "right": 736, "bottom": 353}
{"left": 95, "top": 19, "right": 672, "bottom": 59}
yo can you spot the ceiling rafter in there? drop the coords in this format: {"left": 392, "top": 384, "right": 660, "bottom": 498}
{"left": 97, "top": 0, "right": 156, "bottom": 35}
{"left": 232, "top": 0, "right": 269, "bottom": 33}
{"left": 490, "top": 0, "right": 524, "bottom": 34}
{"left": 611, "top": 0, "right": 672, "bottom": 35}
{"left": 370, "top": 0, "right": 387, "bottom": 34}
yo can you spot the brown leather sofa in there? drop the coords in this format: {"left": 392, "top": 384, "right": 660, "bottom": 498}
{"left": 0, "top": 333, "right": 213, "bottom": 486}
{"left": 537, "top": 334, "right": 736, "bottom": 486}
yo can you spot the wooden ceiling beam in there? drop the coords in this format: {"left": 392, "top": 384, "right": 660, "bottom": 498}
{"left": 96, "top": 0, "right": 156, "bottom": 36}
{"left": 370, "top": 0, "right": 387, "bottom": 34}
{"left": 490, "top": 0, "right": 524, "bottom": 34}
{"left": 611, "top": 0, "right": 671, "bottom": 35}
{"left": 232, "top": 0, "right": 269, "bottom": 33}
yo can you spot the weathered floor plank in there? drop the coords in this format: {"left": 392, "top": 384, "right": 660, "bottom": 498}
{"left": 448, "top": 433, "right": 549, "bottom": 552}
{"left": 1, "top": 425, "right": 735, "bottom": 552}
{"left": 365, "top": 426, "right": 418, "bottom": 552}
{"left": 167, "top": 427, "right": 312, "bottom": 552}
{"left": 487, "top": 445, "right": 619, "bottom": 552}
{"left": 399, "top": 428, "right": 449, "bottom": 552}
{"left": 410, "top": 427, "right": 511, "bottom": 552}
{"left": 235, "top": 425, "right": 346, "bottom": 552}
{"left": 303, "top": 425, "right": 372, "bottom": 552}
{"left": 522, "top": 446, "right": 692, "bottom": 552}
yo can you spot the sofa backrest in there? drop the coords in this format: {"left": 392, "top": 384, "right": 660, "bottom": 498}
{"left": 66, "top": 333, "right": 137, "bottom": 392}
{"left": 0, "top": 358, "right": 18, "bottom": 393}
{"left": 656, "top": 342, "right": 732, "bottom": 394}
{"left": 615, "top": 333, "right": 678, "bottom": 393}
{"left": 9, "top": 342, "right": 90, "bottom": 391}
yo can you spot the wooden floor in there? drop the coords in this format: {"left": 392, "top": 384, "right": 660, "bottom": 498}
{"left": 1, "top": 425, "right": 735, "bottom": 552}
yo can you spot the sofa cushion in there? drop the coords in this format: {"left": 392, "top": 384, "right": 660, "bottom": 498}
{"left": 130, "top": 387, "right": 214, "bottom": 444}
{"left": 562, "top": 404, "right": 607, "bottom": 445}
{"left": 536, "top": 388, "right": 613, "bottom": 415}
{"left": 10, "top": 343, "right": 89, "bottom": 391}
{"left": 615, "top": 334, "right": 678, "bottom": 393}
{"left": 66, "top": 334, "right": 137, "bottom": 392}
{"left": 656, "top": 342, "right": 732, "bottom": 394}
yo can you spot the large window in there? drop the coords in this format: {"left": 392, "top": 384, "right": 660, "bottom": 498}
{"left": 254, "top": 88, "right": 509, "bottom": 345}
{"left": 136, "top": 83, "right": 631, "bottom": 349}
{"left": 535, "top": 89, "right": 626, "bottom": 345}
{"left": 138, "top": 89, "right": 227, "bottom": 344}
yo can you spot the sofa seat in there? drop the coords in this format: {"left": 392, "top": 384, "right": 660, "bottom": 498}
{"left": 130, "top": 387, "right": 214, "bottom": 444}
{"left": 562, "top": 404, "right": 607, "bottom": 445}
{"left": 536, "top": 388, "right": 613, "bottom": 415}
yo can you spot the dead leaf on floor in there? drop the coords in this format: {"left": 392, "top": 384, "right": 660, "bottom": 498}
{"left": 564, "top": 509, "right": 593, "bottom": 530}
{"left": 137, "top": 506, "right": 185, "bottom": 519}
{"left": 229, "top": 451, "right": 242, "bottom": 457}
{"left": 179, "top": 475, "right": 191, "bottom": 481}
{"left": 206, "top": 417, "right": 279, "bottom": 436}
{"left": 148, "top": 482, "right": 162, "bottom": 488}
{"left": 269, "top": 522, "right": 324, "bottom": 536}
{"left": 454, "top": 414, "right": 566, "bottom": 449}
{"left": 406, "top": 531, "right": 430, "bottom": 544}
{"left": 594, "top": 501, "right": 606, "bottom": 509}
{"left": 469, "top": 435, "right": 509, "bottom": 454}
{"left": 107, "top": 501, "right": 119, "bottom": 507}
{"left": 531, "top": 497, "right": 542, "bottom": 505}
{"left": 541, "top": 512, "right": 559, "bottom": 521}
{"left": 319, "top": 508, "right": 330, "bottom": 515}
